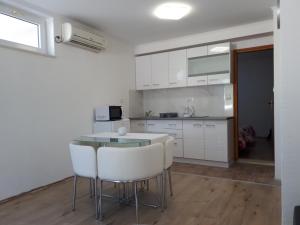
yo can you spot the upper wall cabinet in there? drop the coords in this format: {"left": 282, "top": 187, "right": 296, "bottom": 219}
{"left": 135, "top": 42, "right": 231, "bottom": 91}
{"left": 151, "top": 52, "right": 169, "bottom": 89}
{"left": 136, "top": 55, "right": 152, "bottom": 90}
{"left": 187, "top": 42, "right": 231, "bottom": 87}
{"left": 208, "top": 42, "right": 230, "bottom": 55}
{"left": 168, "top": 49, "right": 187, "bottom": 88}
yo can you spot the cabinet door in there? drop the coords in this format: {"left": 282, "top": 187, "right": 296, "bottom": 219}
{"left": 207, "top": 42, "right": 230, "bottom": 55}
{"left": 173, "top": 139, "right": 184, "bottom": 158}
{"left": 169, "top": 50, "right": 187, "bottom": 88}
{"left": 187, "top": 46, "right": 207, "bottom": 58}
{"left": 151, "top": 53, "right": 169, "bottom": 89}
{"left": 183, "top": 121, "right": 205, "bottom": 159}
{"left": 136, "top": 56, "right": 151, "bottom": 90}
{"left": 130, "top": 120, "right": 146, "bottom": 133}
{"left": 207, "top": 73, "right": 230, "bottom": 85}
{"left": 187, "top": 76, "right": 208, "bottom": 86}
{"left": 204, "top": 121, "right": 228, "bottom": 162}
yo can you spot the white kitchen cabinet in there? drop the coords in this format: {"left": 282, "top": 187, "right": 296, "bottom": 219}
{"left": 168, "top": 49, "right": 187, "bottom": 88}
{"left": 207, "top": 73, "right": 231, "bottom": 85}
{"left": 151, "top": 52, "right": 169, "bottom": 89}
{"left": 173, "top": 139, "right": 184, "bottom": 158}
{"left": 183, "top": 121, "right": 205, "bottom": 159}
{"left": 187, "top": 46, "right": 207, "bottom": 58}
{"left": 130, "top": 120, "right": 146, "bottom": 132}
{"left": 144, "top": 120, "right": 184, "bottom": 158}
{"left": 136, "top": 55, "right": 151, "bottom": 90}
{"left": 187, "top": 76, "right": 208, "bottom": 86}
{"left": 204, "top": 121, "right": 228, "bottom": 162}
{"left": 207, "top": 42, "right": 230, "bottom": 55}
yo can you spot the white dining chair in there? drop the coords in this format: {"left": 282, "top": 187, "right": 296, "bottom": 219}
{"left": 163, "top": 136, "right": 175, "bottom": 207}
{"left": 69, "top": 143, "right": 98, "bottom": 218}
{"left": 97, "top": 143, "right": 164, "bottom": 224}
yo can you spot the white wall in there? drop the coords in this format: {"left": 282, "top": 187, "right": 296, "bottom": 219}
{"left": 280, "top": 0, "right": 300, "bottom": 224}
{"left": 135, "top": 20, "right": 273, "bottom": 54}
{"left": 0, "top": 14, "right": 135, "bottom": 200}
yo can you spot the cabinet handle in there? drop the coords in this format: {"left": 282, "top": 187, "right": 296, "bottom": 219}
{"left": 152, "top": 84, "right": 160, "bottom": 86}
{"left": 143, "top": 84, "right": 150, "bottom": 87}
{"left": 209, "top": 79, "right": 219, "bottom": 81}
{"left": 169, "top": 82, "right": 177, "bottom": 84}
{"left": 193, "top": 124, "right": 202, "bottom": 127}
{"left": 206, "top": 124, "right": 216, "bottom": 127}
{"left": 148, "top": 124, "right": 155, "bottom": 126}
{"left": 197, "top": 80, "right": 205, "bottom": 82}
{"left": 168, "top": 124, "right": 177, "bottom": 126}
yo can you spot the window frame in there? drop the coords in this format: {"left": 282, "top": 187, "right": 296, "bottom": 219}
{"left": 0, "top": 2, "right": 51, "bottom": 55}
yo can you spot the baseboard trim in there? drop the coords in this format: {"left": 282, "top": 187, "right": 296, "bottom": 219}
{"left": 0, "top": 176, "right": 72, "bottom": 205}
{"left": 174, "top": 157, "right": 230, "bottom": 168}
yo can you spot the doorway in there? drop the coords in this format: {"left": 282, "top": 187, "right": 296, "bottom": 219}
{"left": 233, "top": 45, "right": 274, "bottom": 164}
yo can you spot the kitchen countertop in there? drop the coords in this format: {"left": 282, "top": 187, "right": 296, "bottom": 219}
{"left": 130, "top": 116, "right": 234, "bottom": 121}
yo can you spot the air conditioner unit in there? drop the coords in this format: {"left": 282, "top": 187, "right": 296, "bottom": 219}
{"left": 61, "top": 23, "right": 106, "bottom": 52}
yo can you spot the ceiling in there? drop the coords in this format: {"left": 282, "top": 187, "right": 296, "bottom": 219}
{"left": 24, "top": 0, "right": 276, "bottom": 45}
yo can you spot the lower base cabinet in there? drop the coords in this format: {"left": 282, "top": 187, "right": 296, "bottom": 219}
{"left": 204, "top": 121, "right": 228, "bottom": 162}
{"left": 130, "top": 118, "right": 233, "bottom": 164}
{"left": 183, "top": 121, "right": 205, "bottom": 159}
{"left": 173, "top": 139, "right": 184, "bottom": 158}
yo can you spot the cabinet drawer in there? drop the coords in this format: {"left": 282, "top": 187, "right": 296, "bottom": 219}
{"left": 207, "top": 73, "right": 230, "bottom": 85}
{"left": 146, "top": 120, "right": 165, "bottom": 132}
{"left": 160, "top": 120, "right": 183, "bottom": 130}
{"left": 187, "top": 76, "right": 208, "bottom": 86}
{"left": 173, "top": 139, "right": 184, "bottom": 158}
{"left": 164, "top": 129, "right": 183, "bottom": 139}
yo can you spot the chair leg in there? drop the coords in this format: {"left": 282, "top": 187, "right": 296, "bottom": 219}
{"left": 134, "top": 182, "right": 139, "bottom": 225}
{"left": 94, "top": 178, "right": 98, "bottom": 219}
{"left": 161, "top": 173, "right": 165, "bottom": 211}
{"left": 168, "top": 168, "right": 173, "bottom": 197}
{"left": 146, "top": 180, "right": 150, "bottom": 191}
{"left": 89, "top": 178, "right": 93, "bottom": 198}
{"left": 72, "top": 175, "right": 77, "bottom": 211}
{"left": 97, "top": 180, "right": 103, "bottom": 220}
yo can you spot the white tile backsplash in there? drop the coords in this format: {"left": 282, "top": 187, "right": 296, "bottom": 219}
{"left": 142, "top": 85, "right": 233, "bottom": 117}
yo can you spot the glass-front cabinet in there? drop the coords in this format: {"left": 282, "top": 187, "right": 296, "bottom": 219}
{"left": 187, "top": 42, "right": 231, "bottom": 86}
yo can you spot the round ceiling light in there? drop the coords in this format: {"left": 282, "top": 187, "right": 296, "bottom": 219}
{"left": 153, "top": 2, "right": 192, "bottom": 20}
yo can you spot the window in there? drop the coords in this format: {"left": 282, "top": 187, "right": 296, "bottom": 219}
{"left": 0, "top": 13, "right": 40, "bottom": 48}
{"left": 0, "top": 2, "right": 54, "bottom": 56}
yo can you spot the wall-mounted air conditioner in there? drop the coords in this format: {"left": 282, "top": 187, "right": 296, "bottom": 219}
{"left": 60, "top": 23, "right": 106, "bottom": 52}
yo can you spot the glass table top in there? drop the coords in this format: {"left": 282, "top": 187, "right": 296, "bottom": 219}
{"left": 73, "top": 136, "right": 151, "bottom": 148}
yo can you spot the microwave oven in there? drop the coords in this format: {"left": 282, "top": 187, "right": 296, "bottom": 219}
{"left": 95, "top": 106, "right": 122, "bottom": 121}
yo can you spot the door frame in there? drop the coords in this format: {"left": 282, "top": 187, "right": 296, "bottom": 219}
{"left": 232, "top": 44, "right": 274, "bottom": 160}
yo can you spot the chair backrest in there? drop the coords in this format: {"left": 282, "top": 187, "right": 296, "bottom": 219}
{"left": 97, "top": 143, "right": 164, "bottom": 182}
{"left": 165, "top": 136, "right": 175, "bottom": 169}
{"left": 69, "top": 143, "right": 97, "bottom": 178}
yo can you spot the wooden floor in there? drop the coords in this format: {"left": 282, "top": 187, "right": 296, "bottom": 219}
{"left": 173, "top": 162, "right": 277, "bottom": 185}
{"left": 0, "top": 172, "right": 281, "bottom": 225}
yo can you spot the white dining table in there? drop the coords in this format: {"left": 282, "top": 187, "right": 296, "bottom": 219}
{"left": 87, "top": 132, "right": 169, "bottom": 145}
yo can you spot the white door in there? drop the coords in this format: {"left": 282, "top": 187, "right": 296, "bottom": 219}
{"left": 204, "top": 121, "right": 228, "bottom": 162}
{"left": 169, "top": 49, "right": 187, "bottom": 88}
{"left": 183, "top": 121, "right": 205, "bottom": 159}
{"left": 136, "top": 55, "right": 151, "bottom": 90}
{"left": 151, "top": 52, "right": 169, "bottom": 89}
